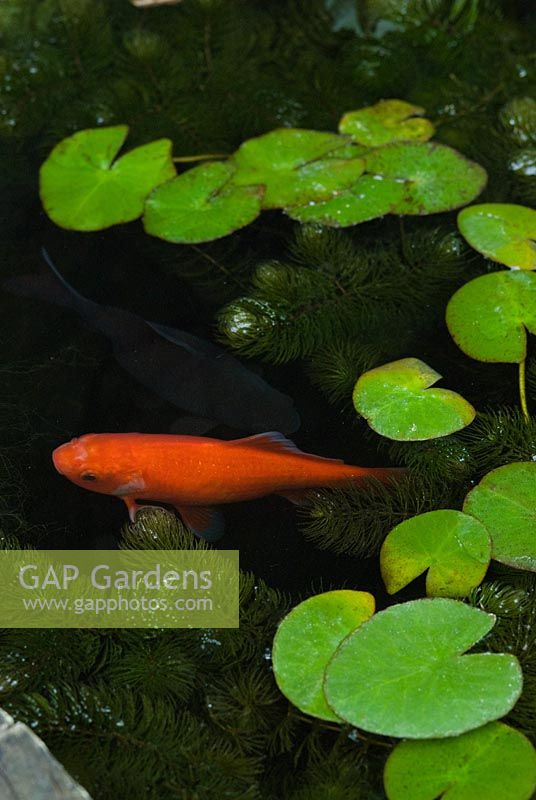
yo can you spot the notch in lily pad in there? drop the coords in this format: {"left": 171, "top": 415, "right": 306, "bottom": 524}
{"left": 40, "top": 125, "right": 176, "bottom": 231}
{"left": 324, "top": 598, "right": 522, "bottom": 738}
{"left": 381, "top": 509, "right": 491, "bottom": 597}
{"left": 384, "top": 722, "right": 536, "bottom": 800}
{"left": 339, "top": 99, "right": 435, "bottom": 147}
{"left": 272, "top": 590, "right": 375, "bottom": 721}
{"left": 143, "top": 161, "right": 264, "bottom": 244}
{"left": 458, "top": 203, "right": 536, "bottom": 270}
{"left": 353, "top": 358, "right": 476, "bottom": 441}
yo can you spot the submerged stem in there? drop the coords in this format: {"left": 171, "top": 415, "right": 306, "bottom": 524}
{"left": 172, "top": 153, "right": 228, "bottom": 163}
{"left": 519, "top": 359, "right": 530, "bottom": 422}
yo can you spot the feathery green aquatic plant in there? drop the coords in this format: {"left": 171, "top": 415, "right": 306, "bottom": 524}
{"left": 218, "top": 225, "right": 475, "bottom": 364}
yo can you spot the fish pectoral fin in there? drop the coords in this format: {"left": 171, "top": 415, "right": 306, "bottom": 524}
{"left": 238, "top": 432, "right": 343, "bottom": 463}
{"left": 123, "top": 496, "right": 140, "bottom": 522}
{"left": 176, "top": 505, "right": 225, "bottom": 542}
{"left": 278, "top": 489, "right": 313, "bottom": 506}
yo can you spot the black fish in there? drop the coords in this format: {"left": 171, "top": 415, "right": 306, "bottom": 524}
{"left": 3, "top": 250, "right": 300, "bottom": 433}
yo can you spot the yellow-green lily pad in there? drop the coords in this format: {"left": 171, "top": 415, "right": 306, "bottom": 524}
{"left": 272, "top": 590, "right": 375, "bottom": 722}
{"left": 353, "top": 358, "right": 476, "bottom": 441}
{"left": 324, "top": 598, "right": 522, "bottom": 738}
{"left": 458, "top": 203, "right": 536, "bottom": 270}
{"left": 40, "top": 125, "right": 176, "bottom": 231}
{"left": 143, "top": 161, "right": 264, "bottom": 244}
{"left": 381, "top": 509, "right": 491, "bottom": 597}
{"left": 384, "top": 722, "right": 536, "bottom": 800}
{"left": 463, "top": 462, "right": 536, "bottom": 571}
{"left": 365, "top": 142, "right": 487, "bottom": 215}
{"left": 446, "top": 270, "right": 536, "bottom": 363}
{"left": 339, "top": 99, "right": 435, "bottom": 147}
{"left": 230, "top": 128, "right": 358, "bottom": 208}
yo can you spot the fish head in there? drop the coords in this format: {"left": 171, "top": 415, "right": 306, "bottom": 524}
{"left": 52, "top": 434, "right": 145, "bottom": 497}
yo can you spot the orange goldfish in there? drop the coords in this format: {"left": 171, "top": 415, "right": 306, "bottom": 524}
{"left": 52, "top": 432, "right": 403, "bottom": 540}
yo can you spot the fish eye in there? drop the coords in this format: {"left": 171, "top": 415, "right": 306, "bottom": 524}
{"left": 81, "top": 471, "right": 98, "bottom": 482}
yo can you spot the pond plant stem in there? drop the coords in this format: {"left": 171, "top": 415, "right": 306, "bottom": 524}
{"left": 519, "top": 359, "right": 530, "bottom": 422}
{"left": 172, "top": 153, "right": 228, "bottom": 163}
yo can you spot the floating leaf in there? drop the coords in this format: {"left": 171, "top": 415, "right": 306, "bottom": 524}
{"left": 339, "top": 99, "right": 435, "bottom": 147}
{"left": 381, "top": 510, "right": 491, "bottom": 597}
{"left": 458, "top": 203, "right": 536, "bottom": 271}
{"left": 143, "top": 161, "right": 264, "bottom": 244}
{"left": 40, "top": 125, "right": 176, "bottom": 231}
{"left": 464, "top": 462, "right": 536, "bottom": 571}
{"left": 286, "top": 174, "right": 407, "bottom": 226}
{"left": 324, "top": 598, "right": 522, "bottom": 738}
{"left": 230, "top": 128, "right": 359, "bottom": 208}
{"left": 353, "top": 358, "right": 476, "bottom": 441}
{"left": 272, "top": 590, "right": 375, "bottom": 721}
{"left": 446, "top": 270, "right": 536, "bottom": 363}
{"left": 384, "top": 722, "right": 536, "bottom": 800}
{"left": 365, "top": 142, "right": 487, "bottom": 215}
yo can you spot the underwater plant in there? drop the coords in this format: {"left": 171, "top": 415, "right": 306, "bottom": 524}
{"left": 2, "top": 1, "right": 536, "bottom": 799}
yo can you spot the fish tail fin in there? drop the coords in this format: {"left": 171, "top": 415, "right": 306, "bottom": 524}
{"left": 41, "top": 247, "right": 94, "bottom": 308}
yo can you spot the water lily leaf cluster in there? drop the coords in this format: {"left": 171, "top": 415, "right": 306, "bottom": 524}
{"left": 287, "top": 141, "right": 486, "bottom": 227}
{"left": 273, "top": 594, "right": 522, "bottom": 738}
{"left": 448, "top": 204, "right": 536, "bottom": 381}
{"left": 39, "top": 100, "right": 487, "bottom": 244}
{"left": 353, "top": 357, "right": 476, "bottom": 441}
{"left": 380, "top": 462, "right": 536, "bottom": 599}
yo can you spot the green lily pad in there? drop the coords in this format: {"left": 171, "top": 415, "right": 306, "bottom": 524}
{"left": 285, "top": 174, "right": 407, "bottom": 226}
{"left": 446, "top": 270, "right": 536, "bottom": 363}
{"left": 230, "top": 128, "right": 358, "bottom": 208}
{"left": 339, "top": 99, "right": 435, "bottom": 147}
{"left": 272, "top": 590, "right": 375, "bottom": 722}
{"left": 143, "top": 161, "right": 264, "bottom": 244}
{"left": 458, "top": 203, "right": 536, "bottom": 270}
{"left": 463, "top": 462, "right": 536, "bottom": 571}
{"left": 384, "top": 722, "right": 536, "bottom": 800}
{"left": 365, "top": 142, "right": 487, "bottom": 215}
{"left": 40, "top": 125, "right": 176, "bottom": 231}
{"left": 324, "top": 598, "right": 522, "bottom": 738}
{"left": 353, "top": 358, "right": 476, "bottom": 441}
{"left": 381, "top": 510, "right": 491, "bottom": 597}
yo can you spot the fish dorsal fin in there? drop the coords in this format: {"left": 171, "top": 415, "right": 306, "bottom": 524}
{"left": 237, "top": 432, "right": 344, "bottom": 463}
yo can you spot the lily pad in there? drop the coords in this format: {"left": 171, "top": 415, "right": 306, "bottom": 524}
{"left": 353, "top": 358, "right": 476, "bottom": 440}
{"left": 463, "top": 462, "right": 536, "bottom": 571}
{"left": 381, "top": 510, "right": 491, "bottom": 597}
{"left": 324, "top": 598, "right": 522, "bottom": 738}
{"left": 446, "top": 270, "right": 536, "bottom": 363}
{"left": 143, "top": 161, "right": 264, "bottom": 244}
{"left": 458, "top": 203, "right": 536, "bottom": 270}
{"left": 230, "top": 128, "right": 359, "bottom": 208}
{"left": 272, "top": 590, "right": 375, "bottom": 721}
{"left": 286, "top": 174, "right": 407, "bottom": 226}
{"left": 365, "top": 142, "right": 487, "bottom": 215}
{"left": 384, "top": 722, "right": 536, "bottom": 800}
{"left": 339, "top": 99, "right": 435, "bottom": 147}
{"left": 40, "top": 125, "right": 176, "bottom": 231}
